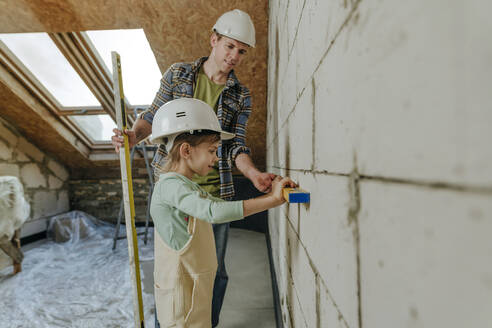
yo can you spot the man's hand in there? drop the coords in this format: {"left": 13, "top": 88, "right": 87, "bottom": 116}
{"left": 111, "top": 118, "right": 152, "bottom": 153}
{"left": 251, "top": 172, "right": 277, "bottom": 193}
{"left": 111, "top": 128, "right": 137, "bottom": 153}
{"left": 235, "top": 153, "right": 277, "bottom": 193}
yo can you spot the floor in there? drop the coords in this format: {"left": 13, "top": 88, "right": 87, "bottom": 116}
{"left": 141, "top": 228, "right": 277, "bottom": 328}
{"left": 0, "top": 214, "right": 276, "bottom": 328}
{"left": 218, "top": 228, "right": 276, "bottom": 327}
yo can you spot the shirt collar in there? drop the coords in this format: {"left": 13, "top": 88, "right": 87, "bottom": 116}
{"left": 192, "top": 56, "right": 240, "bottom": 88}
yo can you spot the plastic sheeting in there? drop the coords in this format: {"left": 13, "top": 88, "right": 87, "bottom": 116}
{"left": 0, "top": 211, "right": 156, "bottom": 328}
{"left": 0, "top": 176, "right": 30, "bottom": 244}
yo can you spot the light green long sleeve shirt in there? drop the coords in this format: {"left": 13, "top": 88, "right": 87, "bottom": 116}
{"left": 150, "top": 172, "right": 244, "bottom": 250}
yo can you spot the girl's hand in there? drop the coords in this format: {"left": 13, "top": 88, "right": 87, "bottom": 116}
{"left": 243, "top": 176, "right": 298, "bottom": 217}
{"left": 271, "top": 176, "right": 297, "bottom": 205}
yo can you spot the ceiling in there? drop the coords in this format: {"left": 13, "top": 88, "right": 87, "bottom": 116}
{"left": 0, "top": 0, "right": 268, "bottom": 177}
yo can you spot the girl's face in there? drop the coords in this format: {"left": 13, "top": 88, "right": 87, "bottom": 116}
{"left": 188, "top": 140, "right": 220, "bottom": 176}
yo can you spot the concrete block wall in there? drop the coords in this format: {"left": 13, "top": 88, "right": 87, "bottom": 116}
{"left": 0, "top": 117, "right": 69, "bottom": 238}
{"left": 267, "top": 1, "right": 492, "bottom": 327}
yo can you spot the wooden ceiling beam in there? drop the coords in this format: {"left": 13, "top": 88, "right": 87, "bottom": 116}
{"left": 59, "top": 105, "right": 148, "bottom": 116}
{"left": 0, "top": 41, "right": 62, "bottom": 117}
{"left": 49, "top": 32, "right": 135, "bottom": 126}
{"left": 0, "top": 64, "right": 92, "bottom": 164}
{"left": 58, "top": 106, "right": 107, "bottom": 116}
{"left": 0, "top": 41, "right": 94, "bottom": 150}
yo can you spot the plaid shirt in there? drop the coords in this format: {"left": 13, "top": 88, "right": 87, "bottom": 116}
{"left": 142, "top": 57, "right": 252, "bottom": 200}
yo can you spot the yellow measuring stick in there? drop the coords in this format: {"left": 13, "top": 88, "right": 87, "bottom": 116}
{"left": 112, "top": 52, "right": 145, "bottom": 328}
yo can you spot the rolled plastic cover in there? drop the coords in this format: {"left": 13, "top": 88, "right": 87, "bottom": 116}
{"left": 47, "top": 210, "right": 111, "bottom": 243}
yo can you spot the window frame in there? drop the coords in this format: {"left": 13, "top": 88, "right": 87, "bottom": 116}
{"left": 0, "top": 31, "right": 143, "bottom": 153}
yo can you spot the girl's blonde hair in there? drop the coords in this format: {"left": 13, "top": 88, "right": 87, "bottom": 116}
{"left": 161, "top": 130, "right": 221, "bottom": 173}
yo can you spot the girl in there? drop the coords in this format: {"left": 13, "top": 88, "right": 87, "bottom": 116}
{"left": 149, "top": 98, "right": 295, "bottom": 328}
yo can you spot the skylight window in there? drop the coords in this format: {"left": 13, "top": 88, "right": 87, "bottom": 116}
{"left": 0, "top": 33, "right": 100, "bottom": 107}
{"left": 86, "top": 29, "right": 161, "bottom": 105}
{"left": 69, "top": 115, "right": 116, "bottom": 141}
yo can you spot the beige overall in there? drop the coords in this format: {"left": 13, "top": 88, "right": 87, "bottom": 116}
{"left": 154, "top": 217, "right": 218, "bottom": 328}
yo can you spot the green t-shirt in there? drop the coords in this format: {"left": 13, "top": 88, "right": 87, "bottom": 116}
{"left": 192, "top": 66, "right": 225, "bottom": 197}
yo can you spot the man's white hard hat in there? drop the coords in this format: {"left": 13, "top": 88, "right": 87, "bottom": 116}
{"left": 150, "top": 98, "right": 235, "bottom": 151}
{"left": 213, "top": 9, "right": 256, "bottom": 48}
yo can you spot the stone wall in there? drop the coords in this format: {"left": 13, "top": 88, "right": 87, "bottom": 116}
{"left": 0, "top": 117, "right": 70, "bottom": 238}
{"left": 69, "top": 178, "right": 151, "bottom": 224}
{"left": 267, "top": 1, "right": 492, "bottom": 327}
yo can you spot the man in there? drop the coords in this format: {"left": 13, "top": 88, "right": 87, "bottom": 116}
{"left": 112, "top": 9, "right": 275, "bottom": 327}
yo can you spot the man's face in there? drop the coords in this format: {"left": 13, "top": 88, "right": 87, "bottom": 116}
{"left": 210, "top": 34, "right": 249, "bottom": 74}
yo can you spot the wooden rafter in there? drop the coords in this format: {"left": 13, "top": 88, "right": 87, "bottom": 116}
{"left": 0, "top": 34, "right": 140, "bottom": 163}
{"left": 49, "top": 32, "right": 135, "bottom": 126}
{"left": 0, "top": 37, "right": 129, "bottom": 165}
{"left": 0, "top": 41, "right": 62, "bottom": 117}
{"left": 0, "top": 67, "right": 92, "bottom": 163}
{"left": 0, "top": 40, "right": 94, "bottom": 149}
